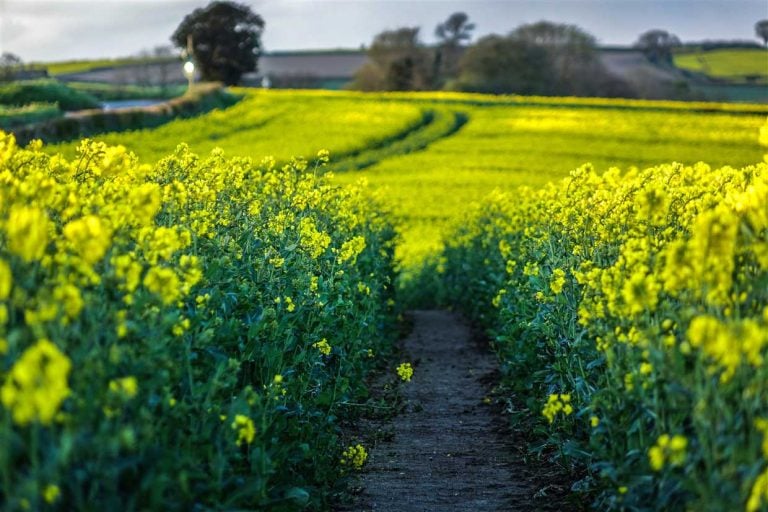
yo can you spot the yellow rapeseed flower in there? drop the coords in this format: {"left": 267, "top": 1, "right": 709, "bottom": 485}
{"left": 648, "top": 434, "right": 687, "bottom": 471}
{"left": 340, "top": 444, "right": 367, "bottom": 469}
{"left": 0, "top": 259, "right": 11, "bottom": 300}
{"left": 143, "top": 266, "right": 182, "bottom": 305}
{"left": 109, "top": 376, "right": 138, "bottom": 398}
{"left": 63, "top": 215, "right": 112, "bottom": 265}
{"left": 313, "top": 338, "right": 332, "bottom": 355}
{"left": 542, "top": 393, "right": 573, "bottom": 423}
{"left": 231, "top": 414, "right": 256, "bottom": 446}
{"left": 1, "top": 339, "right": 71, "bottom": 425}
{"left": 6, "top": 205, "right": 49, "bottom": 262}
{"left": 550, "top": 268, "right": 566, "bottom": 294}
{"left": 43, "top": 484, "right": 60, "bottom": 504}
{"left": 396, "top": 362, "right": 413, "bottom": 382}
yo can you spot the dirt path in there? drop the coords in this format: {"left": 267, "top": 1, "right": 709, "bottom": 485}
{"left": 347, "top": 310, "right": 570, "bottom": 511}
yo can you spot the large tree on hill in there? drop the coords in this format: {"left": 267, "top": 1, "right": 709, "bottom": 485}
{"left": 453, "top": 35, "right": 553, "bottom": 95}
{"left": 756, "top": 20, "right": 768, "bottom": 46}
{"left": 510, "top": 21, "right": 604, "bottom": 94}
{"left": 172, "top": 1, "right": 264, "bottom": 85}
{"left": 434, "top": 12, "right": 476, "bottom": 86}
{"left": 350, "top": 27, "right": 432, "bottom": 91}
{"left": 454, "top": 21, "right": 634, "bottom": 98}
{"left": 634, "top": 29, "right": 681, "bottom": 65}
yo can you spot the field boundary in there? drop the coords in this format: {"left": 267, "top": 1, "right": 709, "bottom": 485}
{"left": 10, "top": 83, "right": 239, "bottom": 145}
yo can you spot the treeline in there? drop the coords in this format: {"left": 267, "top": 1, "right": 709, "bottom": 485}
{"left": 348, "top": 14, "right": 764, "bottom": 98}
{"left": 349, "top": 15, "right": 634, "bottom": 97}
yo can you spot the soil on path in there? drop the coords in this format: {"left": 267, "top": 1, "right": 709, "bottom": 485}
{"left": 345, "top": 310, "right": 575, "bottom": 512}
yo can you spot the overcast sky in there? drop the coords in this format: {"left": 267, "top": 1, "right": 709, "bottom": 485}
{"left": 0, "top": 0, "right": 766, "bottom": 62}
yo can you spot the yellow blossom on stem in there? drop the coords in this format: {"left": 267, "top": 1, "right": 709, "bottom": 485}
{"left": 231, "top": 414, "right": 256, "bottom": 446}
{"left": 1, "top": 339, "right": 71, "bottom": 426}
{"left": 340, "top": 444, "right": 367, "bottom": 469}
{"left": 396, "top": 362, "right": 413, "bottom": 382}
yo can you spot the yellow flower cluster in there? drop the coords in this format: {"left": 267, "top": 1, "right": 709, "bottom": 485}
{"left": 109, "top": 376, "right": 138, "bottom": 398}
{"left": 687, "top": 315, "right": 767, "bottom": 383}
{"left": 43, "top": 484, "right": 60, "bottom": 504}
{"left": 441, "top": 150, "right": 768, "bottom": 508}
{"left": 1, "top": 338, "right": 71, "bottom": 425}
{"left": 549, "top": 268, "right": 566, "bottom": 295}
{"left": 299, "top": 217, "right": 331, "bottom": 259}
{"left": 748, "top": 419, "right": 768, "bottom": 512}
{"left": 541, "top": 393, "right": 573, "bottom": 423}
{"left": 648, "top": 434, "right": 688, "bottom": 471}
{"left": 337, "top": 236, "right": 366, "bottom": 265}
{"left": 312, "top": 338, "right": 332, "bottom": 356}
{"left": 396, "top": 362, "right": 414, "bottom": 382}
{"left": 340, "top": 443, "right": 368, "bottom": 470}
{"left": 231, "top": 414, "right": 256, "bottom": 447}
{"left": 0, "top": 130, "right": 397, "bottom": 508}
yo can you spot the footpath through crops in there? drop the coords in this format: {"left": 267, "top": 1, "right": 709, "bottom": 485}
{"left": 2, "top": 89, "right": 768, "bottom": 510}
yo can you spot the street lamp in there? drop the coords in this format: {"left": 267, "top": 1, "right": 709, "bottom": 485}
{"left": 181, "top": 34, "right": 195, "bottom": 94}
{"left": 183, "top": 59, "right": 195, "bottom": 93}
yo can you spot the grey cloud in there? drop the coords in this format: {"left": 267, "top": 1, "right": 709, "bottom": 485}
{"left": 1, "top": 0, "right": 766, "bottom": 62}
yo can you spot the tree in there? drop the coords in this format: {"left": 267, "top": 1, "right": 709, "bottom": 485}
{"left": 453, "top": 35, "right": 553, "bottom": 95}
{"left": 756, "top": 20, "right": 768, "bottom": 46}
{"left": 171, "top": 1, "right": 264, "bottom": 85}
{"left": 434, "top": 12, "right": 476, "bottom": 86}
{"left": 511, "top": 21, "right": 596, "bottom": 52}
{"left": 350, "top": 27, "right": 432, "bottom": 91}
{"left": 510, "top": 21, "right": 603, "bottom": 95}
{"left": 0, "top": 53, "right": 22, "bottom": 81}
{"left": 454, "top": 21, "right": 635, "bottom": 98}
{"left": 634, "top": 29, "right": 681, "bottom": 64}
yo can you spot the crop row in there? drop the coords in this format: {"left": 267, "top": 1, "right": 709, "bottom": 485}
{"left": 0, "top": 132, "right": 397, "bottom": 510}
{"left": 440, "top": 153, "right": 768, "bottom": 510}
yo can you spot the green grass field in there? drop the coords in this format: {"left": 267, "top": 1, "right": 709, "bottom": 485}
{"left": 674, "top": 48, "right": 768, "bottom": 83}
{"left": 34, "top": 56, "right": 176, "bottom": 76}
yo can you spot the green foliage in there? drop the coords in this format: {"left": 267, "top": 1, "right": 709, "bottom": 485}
{"left": 0, "top": 103, "right": 61, "bottom": 129}
{"left": 0, "top": 80, "right": 101, "bottom": 111}
{"left": 634, "top": 29, "right": 682, "bottom": 65}
{"left": 455, "top": 22, "right": 634, "bottom": 97}
{"left": 67, "top": 82, "right": 186, "bottom": 101}
{"left": 453, "top": 35, "right": 553, "bottom": 95}
{"left": 14, "top": 83, "right": 238, "bottom": 146}
{"left": 350, "top": 28, "right": 434, "bottom": 91}
{"left": 172, "top": 1, "right": 264, "bottom": 85}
